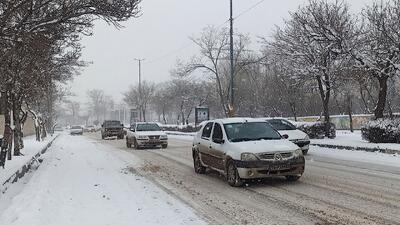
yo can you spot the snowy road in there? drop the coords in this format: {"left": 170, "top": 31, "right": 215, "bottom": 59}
{"left": 84, "top": 133, "right": 400, "bottom": 225}
{"left": 0, "top": 134, "right": 206, "bottom": 225}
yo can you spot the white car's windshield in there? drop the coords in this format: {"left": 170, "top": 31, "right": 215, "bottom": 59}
{"left": 136, "top": 124, "right": 161, "bottom": 132}
{"left": 224, "top": 122, "right": 282, "bottom": 142}
{"left": 71, "top": 126, "right": 81, "bottom": 129}
{"left": 267, "top": 119, "right": 297, "bottom": 131}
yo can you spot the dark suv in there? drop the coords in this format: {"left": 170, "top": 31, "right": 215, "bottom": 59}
{"left": 101, "top": 120, "right": 124, "bottom": 139}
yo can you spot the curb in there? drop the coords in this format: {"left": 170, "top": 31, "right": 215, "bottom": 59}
{"left": 1, "top": 134, "right": 60, "bottom": 194}
{"left": 310, "top": 143, "right": 400, "bottom": 155}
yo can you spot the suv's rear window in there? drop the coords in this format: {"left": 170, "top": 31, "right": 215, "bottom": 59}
{"left": 104, "top": 121, "right": 121, "bottom": 126}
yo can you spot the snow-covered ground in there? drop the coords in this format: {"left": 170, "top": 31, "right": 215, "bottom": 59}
{"left": 311, "top": 130, "right": 400, "bottom": 151}
{"left": 0, "top": 134, "right": 206, "bottom": 225}
{"left": 166, "top": 132, "right": 195, "bottom": 142}
{"left": 309, "top": 145, "right": 400, "bottom": 168}
{"left": 0, "top": 134, "right": 58, "bottom": 187}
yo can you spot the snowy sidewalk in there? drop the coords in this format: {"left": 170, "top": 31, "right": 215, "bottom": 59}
{"left": 1, "top": 134, "right": 59, "bottom": 190}
{"left": 0, "top": 134, "right": 206, "bottom": 225}
{"left": 311, "top": 130, "right": 400, "bottom": 154}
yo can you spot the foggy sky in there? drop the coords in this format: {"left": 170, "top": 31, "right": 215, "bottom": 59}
{"left": 70, "top": 0, "right": 373, "bottom": 106}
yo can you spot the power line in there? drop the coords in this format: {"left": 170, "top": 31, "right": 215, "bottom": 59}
{"left": 145, "top": 0, "right": 266, "bottom": 65}
{"left": 145, "top": 43, "right": 192, "bottom": 64}
{"left": 234, "top": 0, "right": 266, "bottom": 20}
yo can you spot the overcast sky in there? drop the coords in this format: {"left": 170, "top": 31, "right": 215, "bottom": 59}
{"left": 70, "top": 0, "right": 373, "bottom": 105}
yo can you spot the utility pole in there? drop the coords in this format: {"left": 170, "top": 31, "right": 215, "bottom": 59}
{"left": 229, "top": 0, "right": 235, "bottom": 117}
{"left": 134, "top": 58, "right": 145, "bottom": 121}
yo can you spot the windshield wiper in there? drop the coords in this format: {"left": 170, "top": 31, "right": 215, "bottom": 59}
{"left": 254, "top": 137, "right": 281, "bottom": 140}
{"left": 230, "top": 137, "right": 253, "bottom": 142}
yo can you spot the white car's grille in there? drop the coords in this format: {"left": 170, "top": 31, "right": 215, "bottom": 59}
{"left": 257, "top": 152, "right": 293, "bottom": 160}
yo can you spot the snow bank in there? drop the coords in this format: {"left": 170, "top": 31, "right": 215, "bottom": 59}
{"left": 311, "top": 130, "right": 400, "bottom": 153}
{"left": 0, "top": 135, "right": 58, "bottom": 191}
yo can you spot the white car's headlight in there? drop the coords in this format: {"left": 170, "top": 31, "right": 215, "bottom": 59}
{"left": 160, "top": 135, "right": 168, "bottom": 140}
{"left": 138, "top": 135, "right": 148, "bottom": 140}
{"left": 293, "top": 149, "right": 303, "bottom": 157}
{"left": 241, "top": 153, "right": 259, "bottom": 161}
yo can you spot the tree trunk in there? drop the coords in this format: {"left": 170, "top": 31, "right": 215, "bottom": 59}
{"left": 316, "top": 75, "right": 331, "bottom": 137}
{"left": 323, "top": 98, "right": 331, "bottom": 137}
{"left": 41, "top": 120, "right": 47, "bottom": 139}
{"left": 4, "top": 108, "right": 13, "bottom": 161}
{"left": 347, "top": 94, "right": 353, "bottom": 133}
{"left": 142, "top": 108, "right": 146, "bottom": 122}
{"left": 185, "top": 107, "right": 193, "bottom": 125}
{"left": 374, "top": 76, "right": 388, "bottom": 119}
{"left": 0, "top": 92, "right": 9, "bottom": 167}
{"left": 13, "top": 101, "right": 23, "bottom": 156}
{"left": 162, "top": 107, "right": 167, "bottom": 124}
{"left": 289, "top": 102, "right": 297, "bottom": 121}
{"left": 387, "top": 100, "right": 394, "bottom": 119}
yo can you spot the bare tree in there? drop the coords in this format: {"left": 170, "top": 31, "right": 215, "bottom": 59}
{"left": 0, "top": 0, "right": 142, "bottom": 166}
{"left": 268, "top": 0, "right": 356, "bottom": 136}
{"left": 353, "top": 0, "right": 400, "bottom": 119}
{"left": 152, "top": 84, "right": 174, "bottom": 124}
{"left": 87, "top": 89, "right": 106, "bottom": 123}
{"left": 123, "top": 81, "right": 155, "bottom": 122}
{"left": 174, "top": 26, "right": 250, "bottom": 116}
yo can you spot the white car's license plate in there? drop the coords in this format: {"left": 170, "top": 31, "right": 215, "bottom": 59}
{"left": 270, "top": 164, "right": 290, "bottom": 171}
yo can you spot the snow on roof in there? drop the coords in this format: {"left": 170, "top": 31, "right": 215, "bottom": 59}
{"left": 135, "top": 122, "right": 159, "bottom": 125}
{"left": 210, "top": 117, "right": 266, "bottom": 124}
{"left": 258, "top": 117, "right": 289, "bottom": 121}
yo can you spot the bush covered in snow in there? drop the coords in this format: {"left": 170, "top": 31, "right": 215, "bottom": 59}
{"left": 295, "top": 122, "right": 336, "bottom": 139}
{"left": 361, "top": 119, "right": 400, "bottom": 143}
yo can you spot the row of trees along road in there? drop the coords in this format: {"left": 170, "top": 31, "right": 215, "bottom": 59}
{"left": 0, "top": 0, "right": 141, "bottom": 168}
{"left": 142, "top": 0, "right": 400, "bottom": 136}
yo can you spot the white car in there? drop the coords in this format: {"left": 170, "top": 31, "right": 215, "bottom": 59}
{"left": 126, "top": 122, "right": 168, "bottom": 149}
{"left": 192, "top": 118, "right": 305, "bottom": 187}
{"left": 265, "top": 118, "right": 310, "bottom": 155}
{"left": 70, "top": 125, "right": 83, "bottom": 135}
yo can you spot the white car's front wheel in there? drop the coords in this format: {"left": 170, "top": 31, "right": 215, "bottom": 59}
{"left": 226, "top": 161, "right": 243, "bottom": 187}
{"left": 193, "top": 152, "right": 206, "bottom": 174}
{"left": 133, "top": 138, "right": 140, "bottom": 149}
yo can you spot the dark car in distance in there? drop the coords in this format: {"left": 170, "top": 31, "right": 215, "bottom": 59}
{"left": 101, "top": 120, "right": 124, "bottom": 139}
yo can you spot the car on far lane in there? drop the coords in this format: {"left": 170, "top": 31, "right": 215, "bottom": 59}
{"left": 192, "top": 118, "right": 305, "bottom": 187}
{"left": 101, "top": 120, "right": 124, "bottom": 139}
{"left": 264, "top": 118, "right": 310, "bottom": 155}
{"left": 70, "top": 125, "right": 83, "bottom": 135}
{"left": 126, "top": 122, "right": 168, "bottom": 149}
{"left": 84, "top": 125, "right": 96, "bottom": 133}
